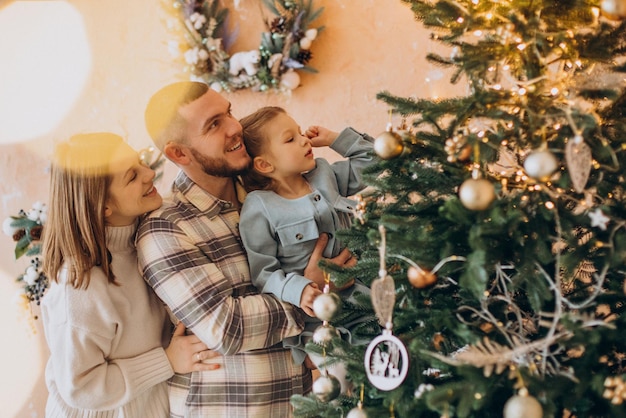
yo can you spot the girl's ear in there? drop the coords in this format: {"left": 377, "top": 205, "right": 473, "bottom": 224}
{"left": 164, "top": 142, "right": 191, "bottom": 165}
{"left": 103, "top": 203, "right": 113, "bottom": 219}
{"left": 253, "top": 156, "right": 274, "bottom": 174}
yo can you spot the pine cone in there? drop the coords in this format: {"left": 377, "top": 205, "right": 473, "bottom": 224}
{"left": 270, "top": 17, "right": 286, "bottom": 33}
{"left": 12, "top": 229, "right": 25, "bottom": 242}
{"left": 30, "top": 225, "right": 43, "bottom": 240}
{"left": 297, "top": 49, "right": 313, "bottom": 65}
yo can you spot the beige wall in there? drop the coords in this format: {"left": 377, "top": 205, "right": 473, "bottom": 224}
{"left": 0, "top": 1, "right": 460, "bottom": 416}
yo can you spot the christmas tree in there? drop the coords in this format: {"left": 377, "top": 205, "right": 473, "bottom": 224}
{"left": 292, "top": 1, "right": 626, "bottom": 417}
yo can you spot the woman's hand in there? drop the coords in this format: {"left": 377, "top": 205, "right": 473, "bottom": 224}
{"left": 165, "top": 322, "right": 221, "bottom": 374}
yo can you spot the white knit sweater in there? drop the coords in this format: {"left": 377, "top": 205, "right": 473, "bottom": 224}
{"left": 41, "top": 223, "right": 174, "bottom": 418}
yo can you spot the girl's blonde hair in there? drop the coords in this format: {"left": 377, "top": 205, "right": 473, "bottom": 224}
{"left": 42, "top": 132, "right": 128, "bottom": 289}
{"left": 239, "top": 106, "right": 286, "bottom": 192}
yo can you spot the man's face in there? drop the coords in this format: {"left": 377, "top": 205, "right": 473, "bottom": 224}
{"left": 179, "top": 89, "right": 251, "bottom": 177}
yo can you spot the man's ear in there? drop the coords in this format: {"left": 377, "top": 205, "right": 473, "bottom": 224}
{"left": 164, "top": 142, "right": 191, "bottom": 165}
{"left": 253, "top": 156, "right": 274, "bottom": 174}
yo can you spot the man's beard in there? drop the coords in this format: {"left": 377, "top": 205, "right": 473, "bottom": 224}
{"left": 190, "top": 147, "right": 249, "bottom": 178}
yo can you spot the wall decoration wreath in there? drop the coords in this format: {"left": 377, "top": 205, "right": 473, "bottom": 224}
{"left": 165, "top": 0, "right": 324, "bottom": 93}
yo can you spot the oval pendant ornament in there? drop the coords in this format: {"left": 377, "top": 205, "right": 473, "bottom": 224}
{"left": 364, "top": 329, "right": 409, "bottom": 391}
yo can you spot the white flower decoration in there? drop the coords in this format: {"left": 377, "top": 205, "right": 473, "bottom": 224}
{"left": 23, "top": 266, "right": 39, "bottom": 285}
{"left": 2, "top": 217, "right": 18, "bottom": 236}
{"left": 189, "top": 12, "right": 206, "bottom": 29}
{"left": 27, "top": 201, "right": 47, "bottom": 223}
{"left": 184, "top": 47, "right": 200, "bottom": 65}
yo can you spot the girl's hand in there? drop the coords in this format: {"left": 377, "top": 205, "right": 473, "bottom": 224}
{"left": 165, "top": 322, "right": 221, "bottom": 373}
{"left": 305, "top": 125, "right": 338, "bottom": 147}
{"left": 300, "top": 283, "right": 323, "bottom": 317}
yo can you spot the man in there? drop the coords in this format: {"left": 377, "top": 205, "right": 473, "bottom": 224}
{"left": 137, "top": 81, "right": 355, "bottom": 417}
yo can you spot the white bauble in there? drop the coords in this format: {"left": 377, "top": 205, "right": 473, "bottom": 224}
{"left": 280, "top": 71, "right": 300, "bottom": 90}
{"left": 458, "top": 178, "right": 496, "bottom": 211}
{"left": 209, "top": 82, "right": 223, "bottom": 92}
{"left": 524, "top": 150, "right": 558, "bottom": 180}
{"left": 312, "top": 292, "right": 341, "bottom": 322}
{"left": 601, "top": 0, "right": 626, "bottom": 18}
{"left": 299, "top": 37, "right": 313, "bottom": 50}
{"left": 305, "top": 28, "right": 318, "bottom": 40}
{"left": 503, "top": 394, "right": 543, "bottom": 418}
{"left": 346, "top": 406, "right": 368, "bottom": 418}
{"left": 312, "top": 324, "right": 339, "bottom": 345}
{"left": 312, "top": 374, "right": 341, "bottom": 402}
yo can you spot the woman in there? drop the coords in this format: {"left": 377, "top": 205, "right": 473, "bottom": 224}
{"left": 41, "top": 132, "right": 218, "bottom": 418}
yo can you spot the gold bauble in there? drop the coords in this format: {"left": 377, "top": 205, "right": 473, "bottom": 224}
{"left": 407, "top": 266, "right": 437, "bottom": 288}
{"left": 601, "top": 0, "right": 626, "bottom": 19}
{"left": 458, "top": 178, "right": 496, "bottom": 211}
{"left": 457, "top": 144, "right": 472, "bottom": 162}
{"left": 503, "top": 393, "right": 543, "bottom": 418}
{"left": 374, "top": 130, "right": 404, "bottom": 159}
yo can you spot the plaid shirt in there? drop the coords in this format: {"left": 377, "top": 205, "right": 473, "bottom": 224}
{"left": 136, "top": 171, "right": 311, "bottom": 418}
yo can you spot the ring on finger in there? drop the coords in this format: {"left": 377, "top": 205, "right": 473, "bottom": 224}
{"left": 195, "top": 352, "right": 201, "bottom": 362}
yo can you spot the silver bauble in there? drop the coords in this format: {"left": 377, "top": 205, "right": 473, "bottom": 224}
{"left": 374, "top": 131, "right": 404, "bottom": 159}
{"left": 312, "top": 292, "right": 341, "bottom": 322}
{"left": 523, "top": 149, "right": 558, "bottom": 181}
{"left": 458, "top": 178, "right": 496, "bottom": 211}
{"left": 503, "top": 394, "right": 543, "bottom": 418}
{"left": 312, "top": 373, "right": 341, "bottom": 402}
{"left": 312, "top": 324, "right": 339, "bottom": 346}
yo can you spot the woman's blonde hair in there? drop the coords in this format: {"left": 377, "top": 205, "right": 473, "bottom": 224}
{"left": 41, "top": 132, "right": 128, "bottom": 289}
{"left": 239, "top": 106, "right": 287, "bottom": 192}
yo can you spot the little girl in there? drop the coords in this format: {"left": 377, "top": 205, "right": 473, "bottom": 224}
{"left": 238, "top": 106, "right": 375, "bottom": 391}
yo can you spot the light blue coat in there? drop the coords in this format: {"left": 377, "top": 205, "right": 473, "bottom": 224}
{"left": 239, "top": 127, "right": 375, "bottom": 363}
